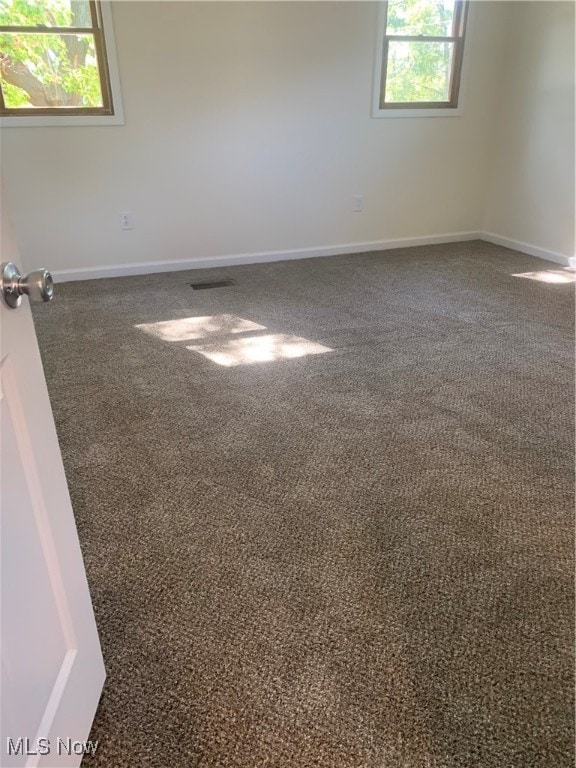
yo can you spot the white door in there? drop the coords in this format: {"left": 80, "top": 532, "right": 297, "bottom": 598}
{"left": 0, "top": 195, "right": 105, "bottom": 768}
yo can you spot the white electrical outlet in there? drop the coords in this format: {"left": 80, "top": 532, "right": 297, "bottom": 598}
{"left": 353, "top": 195, "right": 364, "bottom": 213}
{"left": 120, "top": 211, "right": 133, "bottom": 230}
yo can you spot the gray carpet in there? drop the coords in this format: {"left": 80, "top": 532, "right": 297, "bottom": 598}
{"left": 33, "top": 241, "right": 574, "bottom": 768}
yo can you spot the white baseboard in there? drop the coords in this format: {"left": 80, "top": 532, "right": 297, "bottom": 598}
{"left": 480, "top": 232, "right": 573, "bottom": 267}
{"left": 51, "top": 231, "right": 481, "bottom": 282}
{"left": 52, "top": 230, "right": 574, "bottom": 282}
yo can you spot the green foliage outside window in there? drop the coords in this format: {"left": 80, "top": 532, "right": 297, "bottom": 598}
{"left": 384, "top": 0, "right": 457, "bottom": 104}
{"left": 0, "top": 0, "right": 103, "bottom": 109}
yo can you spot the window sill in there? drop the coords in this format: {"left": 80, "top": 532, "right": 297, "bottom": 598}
{"left": 372, "top": 106, "right": 463, "bottom": 118}
{"left": 0, "top": 111, "right": 124, "bottom": 128}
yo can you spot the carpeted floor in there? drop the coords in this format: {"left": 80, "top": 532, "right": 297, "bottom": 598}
{"left": 33, "top": 241, "right": 574, "bottom": 768}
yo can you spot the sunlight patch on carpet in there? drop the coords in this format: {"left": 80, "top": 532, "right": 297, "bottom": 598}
{"left": 136, "top": 315, "right": 266, "bottom": 342}
{"left": 187, "top": 334, "right": 332, "bottom": 366}
{"left": 512, "top": 268, "right": 576, "bottom": 284}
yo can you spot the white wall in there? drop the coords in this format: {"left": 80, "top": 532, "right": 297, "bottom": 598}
{"left": 0, "top": 1, "right": 512, "bottom": 277}
{"left": 483, "top": 1, "right": 575, "bottom": 261}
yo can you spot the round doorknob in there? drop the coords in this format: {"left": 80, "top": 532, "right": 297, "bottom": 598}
{"left": 19, "top": 268, "right": 54, "bottom": 303}
{"left": 1, "top": 262, "right": 54, "bottom": 309}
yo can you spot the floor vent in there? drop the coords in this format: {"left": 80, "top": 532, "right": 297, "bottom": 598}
{"left": 188, "top": 279, "right": 237, "bottom": 290}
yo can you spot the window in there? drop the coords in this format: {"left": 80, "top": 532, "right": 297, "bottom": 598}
{"left": 373, "top": 0, "right": 468, "bottom": 117}
{"left": 0, "top": 0, "right": 123, "bottom": 125}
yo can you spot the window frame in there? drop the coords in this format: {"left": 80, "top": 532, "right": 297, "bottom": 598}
{"left": 372, "top": 0, "right": 470, "bottom": 119}
{"left": 0, "top": 0, "right": 123, "bottom": 127}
